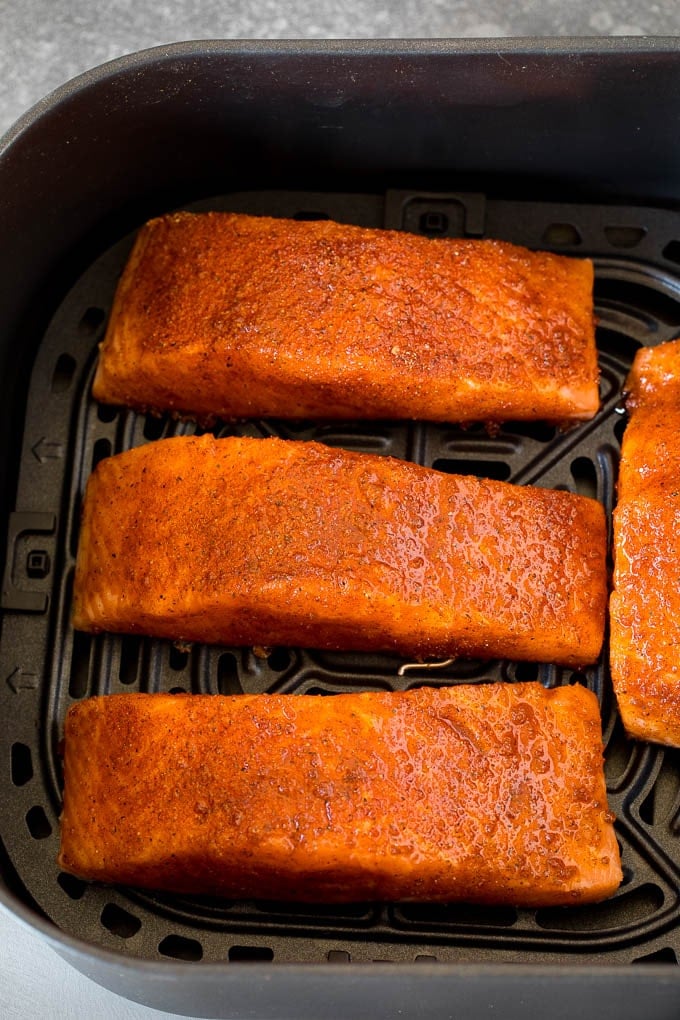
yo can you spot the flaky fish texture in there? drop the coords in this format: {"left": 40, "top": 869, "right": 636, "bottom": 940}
{"left": 611, "top": 339, "right": 680, "bottom": 746}
{"left": 72, "top": 436, "right": 607, "bottom": 666}
{"left": 58, "top": 685, "right": 621, "bottom": 905}
{"left": 93, "top": 212, "right": 599, "bottom": 424}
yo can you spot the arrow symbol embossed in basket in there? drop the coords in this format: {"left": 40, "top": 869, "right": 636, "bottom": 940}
{"left": 31, "top": 437, "right": 64, "bottom": 463}
{"left": 6, "top": 667, "right": 39, "bottom": 693}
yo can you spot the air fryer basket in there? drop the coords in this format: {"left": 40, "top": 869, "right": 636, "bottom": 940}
{"left": 4, "top": 40, "right": 680, "bottom": 1020}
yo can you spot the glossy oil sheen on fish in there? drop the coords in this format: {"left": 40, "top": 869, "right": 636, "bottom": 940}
{"left": 611, "top": 338, "right": 680, "bottom": 746}
{"left": 72, "top": 435, "right": 608, "bottom": 666}
{"left": 57, "top": 684, "right": 622, "bottom": 905}
{"left": 92, "top": 212, "right": 599, "bottom": 424}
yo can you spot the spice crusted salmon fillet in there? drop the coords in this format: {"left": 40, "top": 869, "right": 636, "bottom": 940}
{"left": 57, "top": 685, "right": 621, "bottom": 905}
{"left": 72, "top": 435, "right": 607, "bottom": 667}
{"left": 92, "top": 211, "right": 599, "bottom": 424}
{"left": 610, "top": 339, "right": 680, "bottom": 746}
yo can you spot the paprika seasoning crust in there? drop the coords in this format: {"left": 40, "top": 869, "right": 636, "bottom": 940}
{"left": 610, "top": 338, "right": 680, "bottom": 746}
{"left": 93, "top": 211, "right": 599, "bottom": 424}
{"left": 72, "top": 434, "right": 607, "bottom": 667}
{"left": 58, "top": 684, "right": 622, "bottom": 906}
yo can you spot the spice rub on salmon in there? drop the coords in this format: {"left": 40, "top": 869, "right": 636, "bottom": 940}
{"left": 610, "top": 339, "right": 680, "bottom": 746}
{"left": 93, "top": 211, "right": 599, "bottom": 424}
{"left": 72, "top": 435, "right": 607, "bottom": 667}
{"left": 58, "top": 685, "right": 621, "bottom": 905}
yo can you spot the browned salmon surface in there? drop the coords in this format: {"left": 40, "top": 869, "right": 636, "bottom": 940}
{"left": 93, "top": 212, "right": 598, "bottom": 423}
{"left": 72, "top": 436, "right": 607, "bottom": 666}
{"left": 58, "top": 685, "right": 621, "bottom": 905}
{"left": 611, "top": 339, "right": 680, "bottom": 746}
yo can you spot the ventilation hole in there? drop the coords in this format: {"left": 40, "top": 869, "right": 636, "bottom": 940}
{"left": 633, "top": 947, "right": 678, "bottom": 964}
{"left": 97, "top": 402, "right": 118, "bottom": 423}
{"left": 639, "top": 787, "right": 656, "bottom": 826}
{"left": 218, "top": 653, "right": 241, "bottom": 695}
{"left": 514, "top": 661, "right": 539, "bottom": 682}
{"left": 169, "top": 686, "right": 186, "bottom": 695}
{"left": 143, "top": 414, "right": 166, "bottom": 441}
{"left": 432, "top": 459, "right": 511, "bottom": 481}
{"left": 415, "top": 955, "right": 437, "bottom": 962}
{"left": 594, "top": 328, "right": 643, "bottom": 362}
{"left": 319, "top": 431, "right": 390, "bottom": 453}
{"left": 398, "top": 902, "right": 517, "bottom": 927}
{"left": 504, "top": 420, "right": 557, "bottom": 443}
{"left": 594, "top": 278, "right": 680, "bottom": 327}
{"left": 542, "top": 223, "right": 582, "bottom": 246}
{"left": 327, "top": 950, "right": 351, "bottom": 962}
{"left": 639, "top": 749, "right": 680, "bottom": 827}
{"left": 119, "top": 634, "right": 141, "bottom": 686}
{"left": 267, "top": 648, "right": 291, "bottom": 672}
{"left": 57, "top": 871, "right": 87, "bottom": 900}
{"left": 303, "top": 686, "right": 337, "bottom": 697}
{"left": 305, "top": 649, "right": 404, "bottom": 677}
{"left": 604, "top": 226, "right": 646, "bottom": 249}
{"left": 51, "top": 353, "right": 76, "bottom": 393}
{"left": 69, "top": 630, "right": 92, "bottom": 699}
{"left": 293, "top": 210, "right": 330, "bottom": 221}
{"left": 79, "top": 307, "right": 106, "bottom": 333}
{"left": 419, "top": 211, "right": 449, "bottom": 235}
{"left": 604, "top": 717, "right": 636, "bottom": 790}
{"left": 620, "top": 863, "right": 635, "bottom": 887}
{"left": 405, "top": 662, "right": 489, "bottom": 686}
{"left": 101, "top": 902, "right": 142, "bottom": 939}
{"left": 26, "top": 806, "right": 52, "bottom": 840}
{"left": 169, "top": 645, "right": 188, "bottom": 671}
{"left": 565, "top": 670, "right": 585, "bottom": 686}
{"left": 91, "top": 437, "right": 112, "bottom": 471}
{"left": 10, "top": 743, "right": 33, "bottom": 786}
{"left": 663, "top": 240, "right": 680, "bottom": 264}
{"left": 159, "top": 934, "right": 203, "bottom": 961}
{"left": 281, "top": 420, "right": 315, "bottom": 434}
{"left": 570, "top": 456, "right": 598, "bottom": 499}
{"left": 228, "top": 945, "right": 274, "bottom": 962}
{"left": 536, "top": 883, "right": 665, "bottom": 931}
{"left": 258, "top": 900, "right": 372, "bottom": 920}
{"left": 614, "top": 415, "right": 628, "bottom": 446}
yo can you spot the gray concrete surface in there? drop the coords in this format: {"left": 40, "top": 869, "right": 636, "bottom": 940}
{"left": 1, "top": 2, "right": 680, "bottom": 1018}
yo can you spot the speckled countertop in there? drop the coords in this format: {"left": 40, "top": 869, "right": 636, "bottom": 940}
{"left": 2, "top": 3, "right": 680, "bottom": 1019}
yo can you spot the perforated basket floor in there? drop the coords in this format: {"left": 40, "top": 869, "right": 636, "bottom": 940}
{"left": 2, "top": 188, "right": 680, "bottom": 967}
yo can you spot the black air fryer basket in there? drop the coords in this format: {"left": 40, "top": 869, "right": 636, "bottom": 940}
{"left": 3, "top": 39, "right": 680, "bottom": 1020}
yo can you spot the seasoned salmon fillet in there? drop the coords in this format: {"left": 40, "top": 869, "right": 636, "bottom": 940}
{"left": 92, "top": 211, "right": 598, "bottom": 424}
{"left": 57, "top": 685, "right": 621, "bottom": 905}
{"left": 72, "top": 435, "right": 607, "bottom": 666}
{"left": 610, "top": 339, "right": 680, "bottom": 746}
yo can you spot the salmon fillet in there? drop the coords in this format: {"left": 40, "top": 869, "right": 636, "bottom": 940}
{"left": 72, "top": 436, "right": 607, "bottom": 666}
{"left": 610, "top": 339, "right": 680, "bottom": 746}
{"left": 57, "top": 685, "right": 621, "bottom": 905}
{"left": 92, "top": 211, "right": 598, "bottom": 424}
